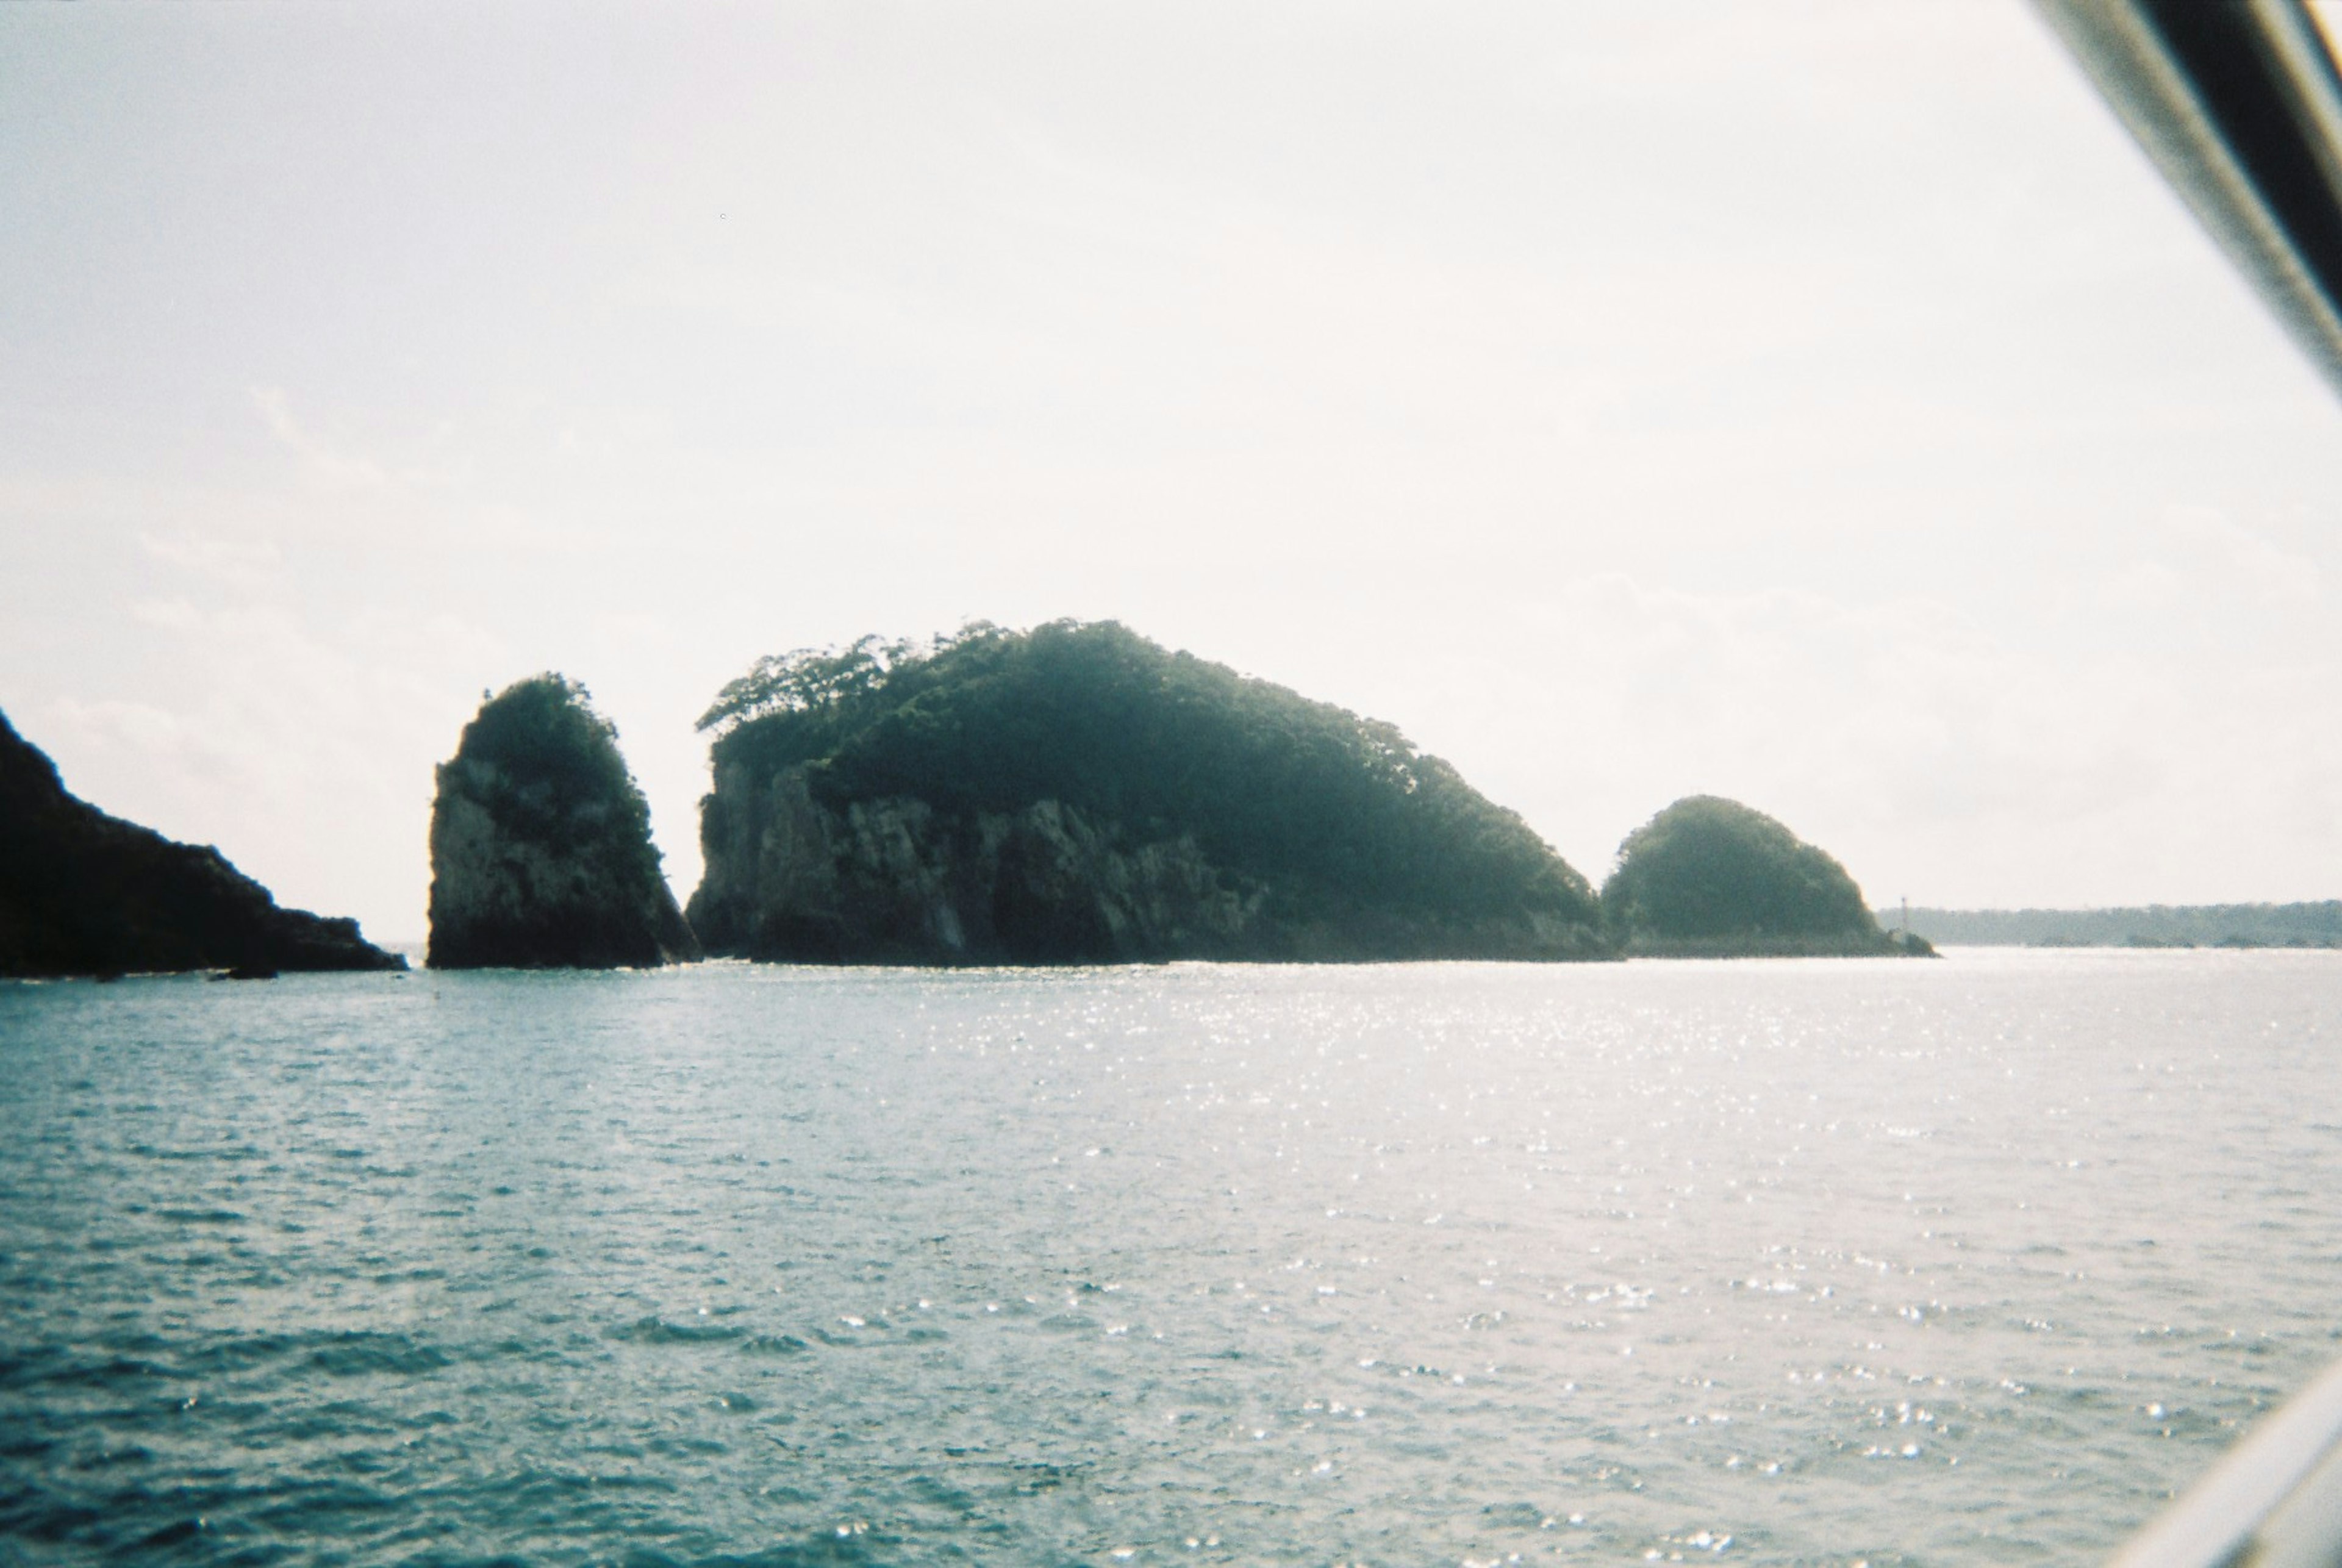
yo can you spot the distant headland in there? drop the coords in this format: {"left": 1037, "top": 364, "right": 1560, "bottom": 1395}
{"left": 0, "top": 712, "right": 403, "bottom": 979}
{"left": 1888, "top": 903, "right": 2342, "bottom": 949}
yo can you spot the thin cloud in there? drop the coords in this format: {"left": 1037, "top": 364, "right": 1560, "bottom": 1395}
{"left": 250, "top": 386, "right": 389, "bottom": 490}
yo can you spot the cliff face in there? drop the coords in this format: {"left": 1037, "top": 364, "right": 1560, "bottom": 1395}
{"left": 428, "top": 676, "right": 700, "bottom": 969}
{"left": 0, "top": 711, "right": 404, "bottom": 978}
{"left": 687, "top": 621, "right": 1610, "bottom": 964}
{"left": 690, "top": 768, "right": 1259, "bottom": 962}
{"left": 1602, "top": 795, "right": 1930, "bottom": 957}
{"left": 691, "top": 764, "right": 1608, "bottom": 964}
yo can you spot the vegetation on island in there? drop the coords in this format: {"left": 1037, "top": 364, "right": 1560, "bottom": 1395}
{"left": 428, "top": 675, "right": 698, "bottom": 969}
{"left": 0, "top": 709, "right": 403, "bottom": 978}
{"left": 31, "top": 627, "right": 2318, "bottom": 978}
{"left": 689, "top": 620, "right": 1608, "bottom": 963}
{"left": 1602, "top": 795, "right": 1931, "bottom": 957}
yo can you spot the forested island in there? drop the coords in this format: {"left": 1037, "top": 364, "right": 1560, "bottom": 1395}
{"left": 0, "top": 711, "right": 403, "bottom": 978}
{"left": 1605, "top": 795, "right": 1932, "bottom": 957}
{"left": 687, "top": 621, "right": 1611, "bottom": 963}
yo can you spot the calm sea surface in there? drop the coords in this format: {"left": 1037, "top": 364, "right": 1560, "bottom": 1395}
{"left": 3, "top": 951, "right": 2339, "bottom": 1567}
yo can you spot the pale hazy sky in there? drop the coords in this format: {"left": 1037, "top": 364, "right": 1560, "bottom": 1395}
{"left": 5, "top": 2, "right": 2341, "bottom": 944}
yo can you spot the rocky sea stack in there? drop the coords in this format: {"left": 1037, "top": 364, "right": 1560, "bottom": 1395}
{"left": 1602, "top": 795, "right": 1931, "bottom": 956}
{"left": 428, "top": 676, "right": 699, "bottom": 969}
{"left": 689, "top": 621, "right": 1609, "bottom": 964}
{"left": 0, "top": 710, "right": 403, "bottom": 978}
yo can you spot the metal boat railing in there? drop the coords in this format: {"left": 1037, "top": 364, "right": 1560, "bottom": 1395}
{"left": 2033, "top": 0, "right": 2342, "bottom": 395}
{"left": 2108, "top": 1359, "right": 2342, "bottom": 1568}
{"left": 2026, "top": 5, "right": 2342, "bottom": 1562}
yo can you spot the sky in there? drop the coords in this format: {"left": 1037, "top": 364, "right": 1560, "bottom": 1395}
{"left": 5, "top": 1, "right": 2341, "bottom": 945}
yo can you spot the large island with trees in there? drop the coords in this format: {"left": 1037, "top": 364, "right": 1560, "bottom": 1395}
{"left": 687, "top": 621, "right": 1611, "bottom": 964}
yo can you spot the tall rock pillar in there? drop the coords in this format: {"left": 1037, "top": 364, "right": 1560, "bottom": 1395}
{"left": 428, "top": 675, "right": 700, "bottom": 969}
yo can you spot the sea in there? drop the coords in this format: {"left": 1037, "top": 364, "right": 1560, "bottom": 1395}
{"left": 2, "top": 949, "right": 2338, "bottom": 1567}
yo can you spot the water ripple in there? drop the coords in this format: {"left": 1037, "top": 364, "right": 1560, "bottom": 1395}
{"left": 0, "top": 953, "right": 2337, "bottom": 1563}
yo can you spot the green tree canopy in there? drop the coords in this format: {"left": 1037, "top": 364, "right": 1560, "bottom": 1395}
{"left": 443, "top": 675, "right": 655, "bottom": 862}
{"left": 704, "top": 620, "right": 1599, "bottom": 931}
{"left": 1602, "top": 795, "right": 1877, "bottom": 942}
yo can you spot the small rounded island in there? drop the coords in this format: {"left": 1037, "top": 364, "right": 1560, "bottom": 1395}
{"left": 1602, "top": 795, "right": 1932, "bottom": 957}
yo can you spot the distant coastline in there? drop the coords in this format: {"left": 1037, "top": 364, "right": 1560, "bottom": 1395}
{"left": 1882, "top": 902, "right": 2342, "bottom": 949}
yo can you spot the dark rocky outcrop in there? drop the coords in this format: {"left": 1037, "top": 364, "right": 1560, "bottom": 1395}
{"left": 0, "top": 710, "right": 404, "bottom": 978}
{"left": 1601, "top": 795, "right": 1932, "bottom": 956}
{"left": 688, "top": 621, "right": 1610, "bottom": 964}
{"left": 428, "top": 675, "right": 700, "bottom": 969}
